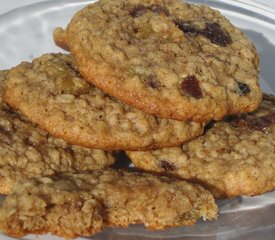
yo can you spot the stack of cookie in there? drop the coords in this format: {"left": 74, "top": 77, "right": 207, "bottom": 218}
{"left": 0, "top": 0, "right": 274, "bottom": 239}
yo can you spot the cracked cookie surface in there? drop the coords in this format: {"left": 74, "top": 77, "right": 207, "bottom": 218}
{"left": 4, "top": 53, "right": 204, "bottom": 150}
{"left": 64, "top": 0, "right": 261, "bottom": 121}
{"left": 127, "top": 94, "right": 275, "bottom": 198}
{"left": 0, "top": 70, "right": 114, "bottom": 194}
{"left": 0, "top": 169, "right": 217, "bottom": 238}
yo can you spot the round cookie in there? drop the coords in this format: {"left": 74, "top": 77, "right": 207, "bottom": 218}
{"left": 0, "top": 70, "right": 115, "bottom": 195}
{"left": 0, "top": 169, "right": 217, "bottom": 238}
{"left": 4, "top": 53, "right": 204, "bottom": 151}
{"left": 64, "top": 0, "right": 261, "bottom": 121}
{"left": 127, "top": 94, "right": 275, "bottom": 199}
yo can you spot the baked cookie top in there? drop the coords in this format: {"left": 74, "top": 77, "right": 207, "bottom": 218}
{"left": 64, "top": 0, "right": 261, "bottom": 121}
{"left": 0, "top": 70, "right": 114, "bottom": 195}
{"left": 0, "top": 169, "right": 217, "bottom": 238}
{"left": 127, "top": 94, "right": 275, "bottom": 198}
{"left": 4, "top": 53, "right": 204, "bottom": 150}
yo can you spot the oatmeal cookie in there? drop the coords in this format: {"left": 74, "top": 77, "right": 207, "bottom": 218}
{"left": 4, "top": 53, "right": 204, "bottom": 150}
{"left": 127, "top": 94, "right": 275, "bottom": 198}
{"left": 0, "top": 169, "right": 217, "bottom": 238}
{"left": 0, "top": 70, "right": 114, "bottom": 195}
{"left": 63, "top": 0, "right": 261, "bottom": 121}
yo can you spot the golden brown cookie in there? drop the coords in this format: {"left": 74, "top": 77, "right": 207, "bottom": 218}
{"left": 0, "top": 70, "right": 114, "bottom": 194}
{"left": 127, "top": 94, "right": 275, "bottom": 198}
{"left": 0, "top": 169, "right": 217, "bottom": 238}
{"left": 63, "top": 0, "right": 261, "bottom": 121}
{"left": 4, "top": 53, "right": 204, "bottom": 150}
{"left": 53, "top": 27, "right": 69, "bottom": 51}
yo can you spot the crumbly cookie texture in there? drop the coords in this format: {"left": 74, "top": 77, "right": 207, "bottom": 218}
{"left": 0, "top": 169, "right": 217, "bottom": 238}
{"left": 4, "top": 53, "right": 204, "bottom": 150}
{"left": 0, "top": 70, "right": 9, "bottom": 100}
{"left": 0, "top": 70, "right": 114, "bottom": 194}
{"left": 127, "top": 94, "right": 275, "bottom": 198}
{"left": 64, "top": 0, "right": 261, "bottom": 121}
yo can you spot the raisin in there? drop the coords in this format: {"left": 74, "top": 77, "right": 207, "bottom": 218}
{"left": 175, "top": 21, "right": 231, "bottom": 47}
{"left": 130, "top": 5, "right": 168, "bottom": 18}
{"left": 160, "top": 160, "right": 176, "bottom": 171}
{"left": 180, "top": 75, "right": 202, "bottom": 99}
{"left": 201, "top": 23, "right": 232, "bottom": 47}
{"left": 251, "top": 111, "right": 275, "bottom": 131}
{"left": 227, "top": 111, "right": 275, "bottom": 131}
{"left": 237, "top": 81, "right": 251, "bottom": 96}
{"left": 227, "top": 114, "right": 250, "bottom": 129}
{"left": 250, "top": 116, "right": 272, "bottom": 131}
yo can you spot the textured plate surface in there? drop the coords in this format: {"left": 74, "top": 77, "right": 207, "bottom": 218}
{"left": 0, "top": 0, "right": 274, "bottom": 239}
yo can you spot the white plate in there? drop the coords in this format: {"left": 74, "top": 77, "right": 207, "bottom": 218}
{"left": 0, "top": 1, "right": 274, "bottom": 239}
